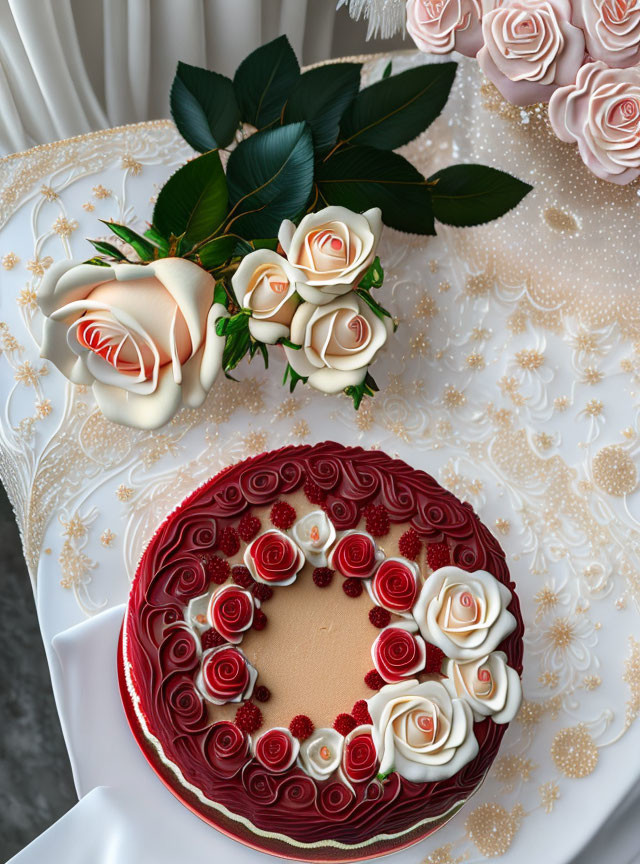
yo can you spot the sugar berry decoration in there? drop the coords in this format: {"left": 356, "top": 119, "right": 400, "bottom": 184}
{"left": 364, "top": 504, "right": 390, "bottom": 538}
{"left": 231, "top": 564, "right": 254, "bottom": 588}
{"left": 343, "top": 577, "right": 363, "bottom": 598}
{"left": 252, "top": 583, "right": 274, "bottom": 603}
{"left": 364, "top": 669, "right": 385, "bottom": 691}
{"left": 253, "top": 609, "right": 267, "bottom": 631}
{"left": 289, "top": 714, "right": 314, "bottom": 741}
{"left": 254, "top": 685, "right": 271, "bottom": 703}
{"left": 235, "top": 702, "right": 263, "bottom": 734}
{"left": 303, "top": 476, "right": 327, "bottom": 505}
{"left": 312, "top": 567, "right": 334, "bottom": 588}
{"left": 270, "top": 501, "right": 297, "bottom": 530}
{"left": 201, "top": 628, "right": 226, "bottom": 650}
{"left": 427, "top": 542, "right": 450, "bottom": 571}
{"left": 368, "top": 606, "right": 391, "bottom": 629}
{"left": 398, "top": 529, "right": 422, "bottom": 561}
{"left": 218, "top": 526, "right": 241, "bottom": 557}
{"left": 333, "top": 713, "right": 357, "bottom": 736}
{"left": 352, "top": 700, "right": 372, "bottom": 726}
{"left": 424, "top": 643, "right": 446, "bottom": 675}
{"left": 204, "top": 555, "right": 231, "bottom": 585}
{"left": 238, "top": 512, "right": 261, "bottom": 542}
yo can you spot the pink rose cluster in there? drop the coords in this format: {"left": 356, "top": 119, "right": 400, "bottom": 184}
{"left": 406, "top": 0, "right": 640, "bottom": 183}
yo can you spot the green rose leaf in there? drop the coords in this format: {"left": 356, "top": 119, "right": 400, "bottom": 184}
{"left": 197, "top": 235, "right": 236, "bottom": 269}
{"left": 226, "top": 122, "right": 314, "bottom": 238}
{"left": 101, "top": 221, "right": 158, "bottom": 261}
{"left": 87, "top": 239, "right": 130, "bottom": 261}
{"left": 170, "top": 62, "right": 240, "bottom": 151}
{"left": 144, "top": 226, "right": 170, "bottom": 256}
{"left": 355, "top": 288, "right": 392, "bottom": 322}
{"left": 233, "top": 35, "right": 300, "bottom": 128}
{"left": 82, "top": 257, "right": 111, "bottom": 268}
{"left": 152, "top": 150, "right": 228, "bottom": 247}
{"left": 221, "top": 311, "right": 252, "bottom": 373}
{"left": 283, "top": 63, "right": 362, "bottom": 153}
{"left": 213, "top": 282, "right": 229, "bottom": 307}
{"left": 358, "top": 256, "right": 384, "bottom": 290}
{"left": 282, "top": 363, "right": 308, "bottom": 393}
{"left": 317, "top": 146, "right": 434, "bottom": 235}
{"left": 429, "top": 164, "right": 533, "bottom": 227}
{"left": 344, "top": 372, "right": 379, "bottom": 410}
{"left": 339, "top": 62, "right": 457, "bottom": 151}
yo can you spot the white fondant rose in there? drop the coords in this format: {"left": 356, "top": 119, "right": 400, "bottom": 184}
{"left": 549, "top": 61, "right": 640, "bottom": 184}
{"left": 299, "top": 728, "right": 344, "bottom": 780}
{"left": 290, "top": 510, "right": 337, "bottom": 567}
{"left": 445, "top": 651, "right": 522, "bottom": 723}
{"left": 477, "top": 0, "right": 585, "bottom": 106}
{"left": 412, "top": 566, "right": 516, "bottom": 661}
{"left": 368, "top": 678, "right": 478, "bottom": 782}
{"left": 231, "top": 250, "right": 301, "bottom": 344}
{"left": 574, "top": 0, "right": 640, "bottom": 67}
{"left": 283, "top": 295, "right": 391, "bottom": 395}
{"left": 278, "top": 206, "right": 382, "bottom": 305}
{"left": 38, "top": 258, "right": 225, "bottom": 429}
{"left": 406, "top": 0, "right": 484, "bottom": 57}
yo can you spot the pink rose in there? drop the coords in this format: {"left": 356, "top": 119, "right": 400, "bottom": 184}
{"left": 477, "top": 0, "right": 585, "bottom": 106}
{"left": 406, "top": 0, "right": 484, "bottom": 57}
{"left": 371, "top": 558, "right": 420, "bottom": 613}
{"left": 371, "top": 624, "right": 427, "bottom": 683}
{"left": 244, "top": 530, "right": 305, "bottom": 586}
{"left": 254, "top": 727, "right": 300, "bottom": 773}
{"left": 208, "top": 584, "right": 255, "bottom": 644}
{"left": 574, "top": 0, "right": 640, "bottom": 67}
{"left": 328, "top": 530, "right": 382, "bottom": 579}
{"left": 549, "top": 60, "right": 640, "bottom": 183}
{"left": 197, "top": 645, "right": 257, "bottom": 705}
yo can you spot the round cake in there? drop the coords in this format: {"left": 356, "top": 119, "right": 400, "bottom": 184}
{"left": 120, "top": 442, "right": 524, "bottom": 861}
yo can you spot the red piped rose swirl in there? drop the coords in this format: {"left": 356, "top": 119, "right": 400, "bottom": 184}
{"left": 372, "top": 557, "right": 420, "bottom": 613}
{"left": 198, "top": 645, "right": 256, "bottom": 705}
{"left": 254, "top": 727, "right": 300, "bottom": 773}
{"left": 372, "top": 625, "right": 427, "bottom": 683}
{"left": 208, "top": 585, "right": 255, "bottom": 644}
{"left": 343, "top": 726, "right": 378, "bottom": 783}
{"left": 328, "top": 530, "right": 380, "bottom": 579}
{"left": 204, "top": 721, "right": 250, "bottom": 778}
{"left": 244, "top": 529, "right": 305, "bottom": 586}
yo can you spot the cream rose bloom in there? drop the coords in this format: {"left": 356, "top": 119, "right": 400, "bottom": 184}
{"left": 231, "top": 250, "right": 301, "bottom": 344}
{"left": 549, "top": 61, "right": 640, "bottom": 183}
{"left": 278, "top": 206, "right": 382, "bottom": 305}
{"left": 368, "top": 678, "right": 478, "bottom": 782}
{"left": 299, "top": 728, "right": 344, "bottom": 780}
{"left": 406, "top": 0, "right": 484, "bottom": 57}
{"left": 290, "top": 510, "right": 337, "bottom": 567}
{"left": 444, "top": 651, "right": 522, "bottom": 723}
{"left": 283, "top": 295, "right": 391, "bottom": 394}
{"left": 477, "top": 0, "right": 585, "bottom": 106}
{"left": 574, "top": 0, "right": 640, "bottom": 67}
{"left": 412, "top": 566, "right": 516, "bottom": 661}
{"left": 38, "top": 258, "right": 226, "bottom": 430}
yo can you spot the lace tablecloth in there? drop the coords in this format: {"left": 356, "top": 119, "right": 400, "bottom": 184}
{"left": 2, "top": 52, "right": 640, "bottom": 864}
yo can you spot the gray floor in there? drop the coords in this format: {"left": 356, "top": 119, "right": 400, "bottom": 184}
{"left": 0, "top": 486, "right": 77, "bottom": 862}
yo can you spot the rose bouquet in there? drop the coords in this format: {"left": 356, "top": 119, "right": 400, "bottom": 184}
{"left": 38, "top": 36, "right": 531, "bottom": 429}
{"left": 406, "top": 0, "right": 640, "bottom": 184}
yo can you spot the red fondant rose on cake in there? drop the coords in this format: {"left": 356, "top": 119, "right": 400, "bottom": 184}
{"left": 204, "top": 721, "right": 250, "bottom": 778}
{"left": 343, "top": 725, "right": 378, "bottom": 783}
{"left": 208, "top": 584, "right": 255, "bottom": 644}
{"left": 244, "top": 530, "right": 305, "bottom": 586}
{"left": 197, "top": 645, "right": 257, "bottom": 705}
{"left": 371, "top": 623, "right": 427, "bottom": 683}
{"left": 328, "top": 530, "right": 382, "bottom": 579}
{"left": 254, "top": 727, "right": 300, "bottom": 773}
{"left": 371, "top": 557, "right": 420, "bottom": 613}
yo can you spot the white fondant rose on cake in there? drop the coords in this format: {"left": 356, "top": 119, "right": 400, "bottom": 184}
{"left": 231, "top": 250, "right": 301, "bottom": 344}
{"left": 371, "top": 623, "right": 427, "bottom": 683}
{"left": 406, "top": 0, "right": 484, "bottom": 57}
{"left": 290, "top": 510, "right": 336, "bottom": 567}
{"left": 278, "top": 206, "right": 382, "bottom": 305}
{"left": 299, "top": 728, "right": 344, "bottom": 780}
{"left": 444, "top": 651, "right": 522, "bottom": 723}
{"left": 244, "top": 529, "right": 305, "bottom": 586}
{"left": 368, "top": 678, "right": 478, "bottom": 782}
{"left": 574, "top": 0, "right": 640, "bottom": 67}
{"left": 208, "top": 584, "right": 255, "bottom": 644}
{"left": 549, "top": 61, "right": 640, "bottom": 183}
{"left": 197, "top": 645, "right": 257, "bottom": 705}
{"left": 412, "top": 566, "right": 516, "bottom": 661}
{"left": 477, "top": 0, "right": 585, "bottom": 106}
{"left": 37, "top": 258, "right": 226, "bottom": 429}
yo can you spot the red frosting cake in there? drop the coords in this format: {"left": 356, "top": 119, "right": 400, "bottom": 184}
{"left": 120, "top": 442, "right": 524, "bottom": 861}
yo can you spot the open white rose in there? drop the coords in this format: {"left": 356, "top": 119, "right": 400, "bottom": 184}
{"left": 412, "top": 566, "right": 516, "bottom": 661}
{"left": 278, "top": 206, "right": 382, "bottom": 305}
{"left": 283, "top": 294, "right": 391, "bottom": 395}
{"left": 368, "top": 678, "right": 478, "bottom": 782}
{"left": 231, "top": 249, "right": 301, "bottom": 344}
{"left": 290, "top": 510, "right": 336, "bottom": 567}
{"left": 38, "top": 258, "right": 226, "bottom": 430}
{"left": 444, "top": 651, "right": 522, "bottom": 724}
{"left": 299, "top": 728, "right": 344, "bottom": 780}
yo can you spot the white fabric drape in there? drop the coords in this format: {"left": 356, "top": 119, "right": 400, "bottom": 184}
{"left": 0, "top": 0, "right": 340, "bottom": 154}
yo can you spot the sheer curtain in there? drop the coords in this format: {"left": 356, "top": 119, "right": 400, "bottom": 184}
{"left": 0, "top": 0, "right": 345, "bottom": 154}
